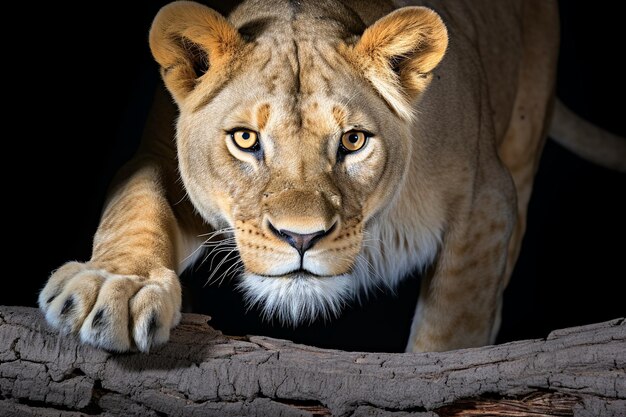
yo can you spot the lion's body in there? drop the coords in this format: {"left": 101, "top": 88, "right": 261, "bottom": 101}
{"left": 41, "top": 0, "right": 562, "bottom": 352}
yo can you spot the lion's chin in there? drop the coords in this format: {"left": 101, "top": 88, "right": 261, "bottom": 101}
{"left": 237, "top": 272, "right": 352, "bottom": 326}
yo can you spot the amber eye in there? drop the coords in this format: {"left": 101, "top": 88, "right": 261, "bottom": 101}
{"left": 340, "top": 131, "right": 368, "bottom": 153}
{"left": 231, "top": 129, "right": 259, "bottom": 151}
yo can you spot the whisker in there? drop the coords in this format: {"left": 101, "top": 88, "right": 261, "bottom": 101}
{"left": 197, "top": 227, "right": 236, "bottom": 238}
{"left": 216, "top": 259, "right": 245, "bottom": 287}
{"left": 180, "top": 237, "right": 211, "bottom": 266}
{"left": 208, "top": 244, "right": 239, "bottom": 271}
{"left": 201, "top": 240, "right": 236, "bottom": 248}
{"left": 205, "top": 249, "right": 240, "bottom": 285}
{"left": 182, "top": 227, "right": 238, "bottom": 269}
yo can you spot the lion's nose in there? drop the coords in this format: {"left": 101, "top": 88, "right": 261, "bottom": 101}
{"left": 268, "top": 222, "right": 334, "bottom": 255}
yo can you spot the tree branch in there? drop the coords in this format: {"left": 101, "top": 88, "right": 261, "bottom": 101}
{"left": 1, "top": 306, "right": 624, "bottom": 416}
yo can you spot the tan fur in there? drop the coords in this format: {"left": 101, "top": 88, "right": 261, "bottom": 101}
{"left": 40, "top": 0, "right": 569, "bottom": 352}
{"left": 342, "top": 6, "right": 448, "bottom": 119}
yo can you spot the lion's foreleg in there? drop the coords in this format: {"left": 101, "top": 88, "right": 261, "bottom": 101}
{"left": 406, "top": 179, "right": 516, "bottom": 352}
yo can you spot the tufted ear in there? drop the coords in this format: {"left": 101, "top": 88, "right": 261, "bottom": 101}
{"left": 345, "top": 7, "right": 448, "bottom": 120}
{"left": 149, "top": 1, "right": 245, "bottom": 104}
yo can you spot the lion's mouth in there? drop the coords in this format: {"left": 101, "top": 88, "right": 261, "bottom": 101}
{"left": 256, "top": 268, "right": 337, "bottom": 279}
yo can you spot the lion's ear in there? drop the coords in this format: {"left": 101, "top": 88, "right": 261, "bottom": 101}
{"left": 347, "top": 7, "right": 448, "bottom": 120}
{"left": 149, "top": 1, "right": 244, "bottom": 104}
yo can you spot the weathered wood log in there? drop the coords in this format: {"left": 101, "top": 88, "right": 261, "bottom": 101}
{"left": 0, "top": 306, "right": 623, "bottom": 417}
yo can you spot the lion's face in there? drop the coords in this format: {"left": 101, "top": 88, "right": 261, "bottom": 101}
{"left": 150, "top": 1, "right": 447, "bottom": 324}
{"left": 179, "top": 42, "right": 411, "bottom": 275}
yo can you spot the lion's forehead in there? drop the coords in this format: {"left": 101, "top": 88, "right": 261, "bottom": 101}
{"left": 249, "top": 34, "right": 357, "bottom": 100}
{"left": 260, "top": 48, "right": 376, "bottom": 130}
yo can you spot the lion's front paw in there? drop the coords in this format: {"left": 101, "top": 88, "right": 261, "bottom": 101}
{"left": 39, "top": 262, "right": 182, "bottom": 352}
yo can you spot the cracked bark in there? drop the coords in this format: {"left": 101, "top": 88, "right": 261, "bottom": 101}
{"left": 0, "top": 306, "right": 624, "bottom": 417}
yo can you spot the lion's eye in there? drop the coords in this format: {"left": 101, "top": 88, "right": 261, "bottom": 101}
{"left": 340, "top": 131, "right": 368, "bottom": 153}
{"left": 231, "top": 129, "right": 259, "bottom": 151}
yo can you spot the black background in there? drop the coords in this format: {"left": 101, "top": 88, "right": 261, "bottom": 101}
{"left": 5, "top": 1, "right": 624, "bottom": 352}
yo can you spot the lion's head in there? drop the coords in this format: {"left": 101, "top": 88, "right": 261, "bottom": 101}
{"left": 149, "top": 0, "right": 447, "bottom": 324}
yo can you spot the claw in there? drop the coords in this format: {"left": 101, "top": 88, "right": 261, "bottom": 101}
{"left": 60, "top": 297, "right": 75, "bottom": 315}
{"left": 91, "top": 308, "right": 106, "bottom": 328}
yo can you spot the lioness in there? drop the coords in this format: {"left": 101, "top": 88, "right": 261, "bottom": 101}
{"left": 39, "top": 0, "right": 625, "bottom": 353}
